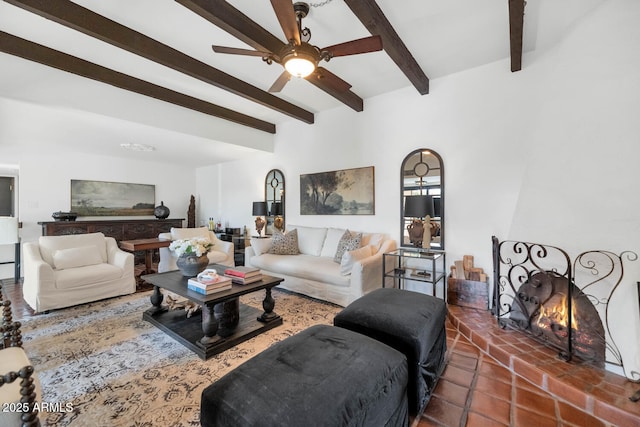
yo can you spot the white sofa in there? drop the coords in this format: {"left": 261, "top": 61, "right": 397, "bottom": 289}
{"left": 158, "top": 227, "right": 234, "bottom": 273}
{"left": 245, "top": 225, "right": 397, "bottom": 307}
{"left": 22, "top": 232, "right": 136, "bottom": 313}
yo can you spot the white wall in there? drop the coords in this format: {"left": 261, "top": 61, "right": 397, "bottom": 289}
{"left": 201, "top": 0, "right": 640, "bottom": 377}
{"left": 0, "top": 129, "right": 197, "bottom": 277}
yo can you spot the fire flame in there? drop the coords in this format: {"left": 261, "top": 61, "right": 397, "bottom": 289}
{"left": 536, "top": 294, "right": 579, "bottom": 330}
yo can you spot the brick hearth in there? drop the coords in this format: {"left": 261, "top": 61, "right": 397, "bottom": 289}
{"left": 438, "top": 305, "right": 640, "bottom": 426}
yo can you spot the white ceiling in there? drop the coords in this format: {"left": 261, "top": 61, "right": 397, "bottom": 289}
{"left": 0, "top": 0, "right": 605, "bottom": 166}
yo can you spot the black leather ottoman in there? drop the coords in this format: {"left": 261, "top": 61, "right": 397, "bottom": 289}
{"left": 334, "top": 288, "right": 447, "bottom": 414}
{"left": 200, "top": 324, "right": 409, "bottom": 427}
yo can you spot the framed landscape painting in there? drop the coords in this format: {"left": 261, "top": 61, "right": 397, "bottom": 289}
{"left": 70, "top": 179, "right": 155, "bottom": 216}
{"left": 300, "top": 166, "right": 375, "bottom": 215}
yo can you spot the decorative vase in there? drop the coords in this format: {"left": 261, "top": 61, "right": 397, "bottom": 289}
{"left": 176, "top": 254, "right": 209, "bottom": 277}
{"left": 154, "top": 201, "right": 170, "bottom": 219}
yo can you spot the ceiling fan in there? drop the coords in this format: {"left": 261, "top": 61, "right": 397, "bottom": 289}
{"left": 211, "top": 0, "right": 383, "bottom": 93}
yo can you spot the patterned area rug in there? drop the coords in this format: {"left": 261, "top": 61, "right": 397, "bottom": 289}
{"left": 19, "top": 289, "right": 342, "bottom": 426}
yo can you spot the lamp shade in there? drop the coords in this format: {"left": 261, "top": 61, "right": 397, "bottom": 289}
{"left": 252, "top": 201, "right": 268, "bottom": 216}
{"left": 404, "top": 195, "right": 434, "bottom": 218}
{"left": 270, "top": 202, "right": 282, "bottom": 216}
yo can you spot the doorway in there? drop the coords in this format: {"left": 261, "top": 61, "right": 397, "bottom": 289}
{"left": 0, "top": 176, "right": 14, "bottom": 216}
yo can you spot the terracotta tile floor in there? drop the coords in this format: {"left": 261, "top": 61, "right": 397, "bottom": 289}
{"left": 415, "top": 305, "right": 640, "bottom": 427}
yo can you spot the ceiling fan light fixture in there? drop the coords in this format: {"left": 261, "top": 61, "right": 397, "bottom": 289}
{"left": 284, "top": 56, "right": 315, "bottom": 77}
{"left": 282, "top": 43, "right": 318, "bottom": 78}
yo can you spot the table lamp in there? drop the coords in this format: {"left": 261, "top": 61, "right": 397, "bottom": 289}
{"left": 252, "top": 201, "right": 267, "bottom": 237}
{"left": 270, "top": 202, "right": 284, "bottom": 231}
{"left": 404, "top": 195, "right": 434, "bottom": 248}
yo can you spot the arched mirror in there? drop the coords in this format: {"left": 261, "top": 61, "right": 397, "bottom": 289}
{"left": 400, "top": 149, "right": 444, "bottom": 249}
{"left": 265, "top": 169, "right": 285, "bottom": 234}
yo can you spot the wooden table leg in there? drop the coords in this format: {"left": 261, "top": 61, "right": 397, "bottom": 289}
{"left": 199, "top": 303, "right": 222, "bottom": 346}
{"left": 147, "top": 285, "right": 165, "bottom": 314}
{"left": 144, "top": 249, "right": 153, "bottom": 274}
{"left": 258, "top": 287, "right": 280, "bottom": 322}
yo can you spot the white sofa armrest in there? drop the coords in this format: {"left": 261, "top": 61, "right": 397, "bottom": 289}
{"left": 22, "top": 242, "right": 56, "bottom": 308}
{"left": 212, "top": 238, "right": 234, "bottom": 261}
{"left": 245, "top": 246, "right": 257, "bottom": 267}
{"left": 105, "top": 237, "right": 134, "bottom": 272}
{"left": 158, "top": 232, "right": 171, "bottom": 241}
{"left": 350, "top": 239, "right": 398, "bottom": 295}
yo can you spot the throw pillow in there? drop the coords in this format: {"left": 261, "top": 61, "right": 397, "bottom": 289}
{"left": 268, "top": 229, "right": 300, "bottom": 255}
{"left": 340, "top": 245, "right": 373, "bottom": 276}
{"left": 52, "top": 245, "right": 103, "bottom": 270}
{"left": 251, "top": 237, "right": 273, "bottom": 256}
{"left": 320, "top": 228, "right": 347, "bottom": 258}
{"left": 287, "top": 225, "right": 327, "bottom": 256}
{"left": 333, "top": 230, "right": 362, "bottom": 263}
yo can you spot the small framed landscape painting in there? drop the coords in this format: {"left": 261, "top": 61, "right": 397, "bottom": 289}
{"left": 300, "top": 166, "right": 375, "bottom": 215}
{"left": 70, "top": 179, "right": 155, "bottom": 216}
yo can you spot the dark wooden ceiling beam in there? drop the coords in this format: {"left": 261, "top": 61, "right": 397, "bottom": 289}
{"left": 177, "top": 0, "right": 364, "bottom": 112}
{"left": 176, "top": 0, "right": 283, "bottom": 54}
{"left": 0, "top": 31, "right": 276, "bottom": 134}
{"left": 508, "top": 0, "right": 525, "bottom": 72}
{"left": 344, "top": 0, "right": 429, "bottom": 95}
{"left": 4, "top": 0, "right": 314, "bottom": 124}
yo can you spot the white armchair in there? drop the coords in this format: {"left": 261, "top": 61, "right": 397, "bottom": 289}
{"left": 22, "top": 232, "right": 136, "bottom": 313}
{"left": 158, "top": 227, "right": 234, "bottom": 273}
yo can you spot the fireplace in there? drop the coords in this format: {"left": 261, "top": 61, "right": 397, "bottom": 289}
{"left": 508, "top": 270, "right": 605, "bottom": 366}
{"left": 492, "top": 237, "right": 637, "bottom": 373}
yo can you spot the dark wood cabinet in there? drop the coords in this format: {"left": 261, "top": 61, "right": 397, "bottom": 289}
{"left": 38, "top": 218, "right": 184, "bottom": 240}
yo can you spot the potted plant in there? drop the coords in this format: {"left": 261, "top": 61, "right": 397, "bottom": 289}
{"left": 169, "top": 238, "right": 213, "bottom": 276}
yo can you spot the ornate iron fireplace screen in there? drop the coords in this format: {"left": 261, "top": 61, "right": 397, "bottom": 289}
{"left": 492, "top": 236, "right": 637, "bottom": 373}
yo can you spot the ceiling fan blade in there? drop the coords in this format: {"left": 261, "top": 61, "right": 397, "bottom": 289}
{"left": 310, "top": 67, "right": 352, "bottom": 92}
{"left": 212, "top": 45, "right": 272, "bottom": 57}
{"left": 323, "top": 35, "right": 383, "bottom": 58}
{"left": 268, "top": 71, "right": 291, "bottom": 93}
{"left": 270, "top": 0, "right": 300, "bottom": 45}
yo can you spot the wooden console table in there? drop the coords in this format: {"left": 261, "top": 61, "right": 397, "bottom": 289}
{"left": 120, "top": 238, "right": 171, "bottom": 282}
{"left": 38, "top": 218, "right": 184, "bottom": 241}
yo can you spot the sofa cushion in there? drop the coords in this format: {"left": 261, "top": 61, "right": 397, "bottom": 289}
{"left": 340, "top": 245, "right": 373, "bottom": 276}
{"left": 268, "top": 229, "right": 300, "bottom": 255}
{"left": 54, "top": 263, "right": 123, "bottom": 289}
{"left": 287, "top": 225, "right": 327, "bottom": 256}
{"left": 320, "top": 228, "right": 347, "bottom": 258}
{"left": 250, "top": 237, "right": 273, "bottom": 256}
{"left": 170, "top": 227, "right": 215, "bottom": 242}
{"left": 52, "top": 245, "right": 103, "bottom": 270}
{"left": 333, "top": 230, "right": 362, "bottom": 263}
{"left": 251, "top": 253, "right": 350, "bottom": 287}
{"left": 38, "top": 232, "right": 108, "bottom": 267}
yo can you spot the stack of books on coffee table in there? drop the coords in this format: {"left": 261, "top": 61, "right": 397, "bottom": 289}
{"left": 187, "top": 271, "right": 233, "bottom": 295}
{"left": 224, "top": 266, "right": 263, "bottom": 285}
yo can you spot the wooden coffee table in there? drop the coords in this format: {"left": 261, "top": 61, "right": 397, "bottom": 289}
{"left": 141, "top": 264, "right": 284, "bottom": 360}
